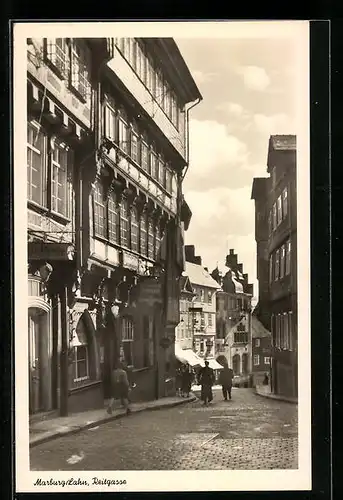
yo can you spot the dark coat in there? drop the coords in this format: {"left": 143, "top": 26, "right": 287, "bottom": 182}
{"left": 219, "top": 367, "right": 233, "bottom": 387}
{"left": 199, "top": 366, "right": 215, "bottom": 387}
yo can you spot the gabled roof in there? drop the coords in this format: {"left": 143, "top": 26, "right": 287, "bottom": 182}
{"left": 184, "top": 261, "right": 221, "bottom": 289}
{"left": 180, "top": 275, "right": 194, "bottom": 294}
{"left": 225, "top": 314, "right": 271, "bottom": 343}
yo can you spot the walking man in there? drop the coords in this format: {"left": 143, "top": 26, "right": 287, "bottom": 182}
{"left": 198, "top": 360, "right": 215, "bottom": 406}
{"left": 107, "top": 360, "right": 131, "bottom": 415}
{"left": 219, "top": 363, "right": 233, "bottom": 400}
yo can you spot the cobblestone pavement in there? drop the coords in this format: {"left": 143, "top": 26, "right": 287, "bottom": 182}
{"left": 30, "top": 388, "right": 298, "bottom": 471}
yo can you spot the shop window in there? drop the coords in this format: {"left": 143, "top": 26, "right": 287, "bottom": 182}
{"left": 27, "top": 122, "right": 47, "bottom": 207}
{"left": 70, "top": 39, "right": 91, "bottom": 101}
{"left": 122, "top": 317, "right": 134, "bottom": 367}
{"left": 44, "top": 38, "right": 69, "bottom": 78}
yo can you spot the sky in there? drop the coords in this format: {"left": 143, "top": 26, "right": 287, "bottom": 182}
{"left": 175, "top": 34, "right": 300, "bottom": 301}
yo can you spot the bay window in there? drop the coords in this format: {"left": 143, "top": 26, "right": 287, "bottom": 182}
{"left": 147, "top": 218, "right": 155, "bottom": 259}
{"left": 122, "top": 317, "right": 134, "bottom": 367}
{"left": 51, "top": 140, "right": 71, "bottom": 218}
{"left": 93, "top": 180, "right": 106, "bottom": 238}
{"left": 120, "top": 199, "right": 129, "bottom": 247}
{"left": 70, "top": 39, "right": 91, "bottom": 101}
{"left": 130, "top": 207, "right": 139, "bottom": 252}
{"left": 27, "top": 122, "right": 47, "bottom": 207}
{"left": 108, "top": 191, "right": 119, "bottom": 243}
{"left": 140, "top": 213, "right": 147, "bottom": 256}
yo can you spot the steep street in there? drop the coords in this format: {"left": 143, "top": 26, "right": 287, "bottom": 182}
{"left": 30, "top": 388, "right": 297, "bottom": 471}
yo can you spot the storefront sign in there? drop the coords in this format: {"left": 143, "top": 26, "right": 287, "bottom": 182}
{"left": 28, "top": 242, "right": 75, "bottom": 261}
{"left": 138, "top": 279, "right": 163, "bottom": 305}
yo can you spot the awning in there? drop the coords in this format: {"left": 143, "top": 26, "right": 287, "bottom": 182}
{"left": 207, "top": 359, "right": 224, "bottom": 370}
{"left": 175, "top": 346, "right": 204, "bottom": 367}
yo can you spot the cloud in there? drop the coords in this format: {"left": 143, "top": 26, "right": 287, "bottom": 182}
{"left": 237, "top": 65, "right": 271, "bottom": 92}
{"left": 253, "top": 113, "right": 296, "bottom": 135}
{"left": 188, "top": 119, "right": 249, "bottom": 178}
{"left": 216, "top": 102, "right": 245, "bottom": 117}
{"left": 191, "top": 70, "right": 218, "bottom": 84}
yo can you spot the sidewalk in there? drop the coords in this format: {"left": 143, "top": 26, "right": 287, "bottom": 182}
{"left": 255, "top": 384, "right": 298, "bottom": 404}
{"left": 29, "top": 394, "right": 197, "bottom": 448}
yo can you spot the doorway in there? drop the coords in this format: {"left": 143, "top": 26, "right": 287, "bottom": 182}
{"left": 28, "top": 309, "right": 45, "bottom": 414}
{"left": 232, "top": 354, "right": 240, "bottom": 375}
{"left": 242, "top": 353, "right": 249, "bottom": 375}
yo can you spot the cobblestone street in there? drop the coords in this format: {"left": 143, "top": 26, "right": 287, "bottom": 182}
{"left": 30, "top": 388, "right": 298, "bottom": 471}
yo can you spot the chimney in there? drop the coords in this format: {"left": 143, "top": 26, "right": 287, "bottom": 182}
{"left": 185, "top": 245, "right": 195, "bottom": 263}
{"left": 226, "top": 251, "right": 237, "bottom": 269}
{"left": 243, "top": 273, "right": 248, "bottom": 281}
{"left": 230, "top": 249, "right": 234, "bottom": 255}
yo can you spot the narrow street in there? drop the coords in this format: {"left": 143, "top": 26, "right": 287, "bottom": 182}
{"left": 30, "top": 388, "right": 298, "bottom": 471}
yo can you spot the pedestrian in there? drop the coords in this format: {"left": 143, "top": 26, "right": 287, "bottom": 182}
{"left": 263, "top": 372, "right": 269, "bottom": 385}
{"left": 175, "top": 366, "right": 183, "bottom": 396}
{"left": 198, "top": 360, "right": 215, "bottom": 406}
{"left": 219, "top": 363, "right": 233, "bottom": 401}
{"left": 181, "top": 363, "right": 193, "bottom": 397}
{"left": 107, "top": 360, "right": 131, "bottom": 415}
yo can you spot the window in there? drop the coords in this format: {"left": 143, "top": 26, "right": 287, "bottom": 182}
{"left": 275, "top": 249, "right": 280, "bottom": 280}
{"left": 70, "top": 39, "right": 91, "bottom": 101}
{"left": 108, "top": 191, "right": 119, "bottom": 243}
{"left": 45, "top": 38, "right": 69, "bottom": 77}
{"left": 93, "top": 181, "right": 106, "bottom": 238}
{"left": 200, "top": 340, "right": 204, "bottom": 353}
{"left": 141, "top": 141, "right": 149, "bottom": 172}
{"left": 208, "top": 313, "right": 213, "bottom": 327}
{"left": 255, "top": 338, "right": 260, "bottom": 347}
{"left": 166, "top": 168, "right": 172, "bottom": 193}
{"left": 118, "top": 112, "right": 129, "bottom": 154}
{"left": 140, "top": 212, "right": 147, "bottom": 256}
{"left": 208, "top": 291, "right": 213, "bottom": 304}
{"left": 200, "top": 312, "right": 205, "bottom": 327}
{"left": 122, "top": 317, "right": 134, "bottom": 367}
{"left": 200, "top": 289, "right": 205, "bottom": 303}
{"left": 104, "top": 101, "right": 116, "bottom": 142}
{"left": 150, "top": 151, "right": 159, "bottom": 181}
{"left": 285, "top": 239, "right": 291, "bottom": 275}
{"left": 72, "top": 318, "right": 89, "bottom": 383}
{"left": 131, "top": 128, "right": 140, "bottom": 163}
{"left": 282, "top": 187, "right": 288, "bottom": 218}
{"left": 280, "top": 244, "right": 286, "bottom": 279}
{"left": 158, "top": 156, "right": 166, "bottom": 187}
{"left": 272, "top": 203, "right": 277, "bottom": 230}
{"left": 146, "top": 56, "right": 155, "bottom": 94}
{"left": 283, "top": 313, "right": 289, "bottom": 350}
{"left": 130, "top": 207, "right": 139, "bottom": 252}
{"left": 51, "top": 140, "right": 70, "bottom": 217}
{"left": 27, "top": 122, "right": 46, "bottom": 206}
{"left": 147, "top": 218, "right": 155, "bottom": 259}
{"left": 269, "top": 254, "right": 273, "bottom": 283}
{"left": 264, "top": 357, "right": 270, "bottom": 365}
{"left": 155, "top": 224, "right": 161, "bottom": 260}
{"left": 253, "top": 355, "right": 260, "bottom": 366}
{"left": 277, "top": 195, "right": 282, "bottom": 225}
{"left": 120, "top": 199, "right": 129, "bottom": 247}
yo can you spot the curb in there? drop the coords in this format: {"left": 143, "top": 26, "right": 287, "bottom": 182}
{"left": 29, "top": 395, "right": 197, "bottom": 448}
{"left": 254, "top": 389, "right": 298, "bottom": 405}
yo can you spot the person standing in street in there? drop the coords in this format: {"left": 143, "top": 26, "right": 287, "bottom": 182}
{"left": 219, "top": 363, "right": 234, "bottom": 400}
{"left": 181, "top": 363, "right": 193, "bottom": 397}
{"left": 198, "top": 360, "right": 215, "bottom": 406}
{"left": 107, "top": 360, "right": 131, "bottom": 415}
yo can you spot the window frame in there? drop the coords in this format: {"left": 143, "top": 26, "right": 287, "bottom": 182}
{"left": 50, "top": 139, "right": 71, "bottom": 218}
{"left": 264, "top": 357, "right": 270, "bottom": 365}
{"left": 44, "top": 38, "right": 69, "bottom": 79}
{"left": 285, "top": 239, "right": 291, "bottom": 275}
{"left": 122, "top": 316, "right": 134, "bottom": 367}
{"left": 70, "top": 38, "right": 91, "bottom": 102}
{"left": 255, "top": 338, "right": 260, "bottom": 348}
{"left": 253, "top": 354, "right": 260, "bottom": 366}
{"left": 120, "top": 198, "right": 130, "bottom": 248}
{"left": 282, "top": 186, "right": 288, "bottom": 218}
{"left": 73, "top": 344, "right": 90, "bottom": 382}
{"left": 27, "top": 121, "right": 47, "bottom": 208}
{"left": 280, "top": 244, "right": 286, "bottom": 279}
{"left": 93, "top": 180, "right": 107, "bottom": 239}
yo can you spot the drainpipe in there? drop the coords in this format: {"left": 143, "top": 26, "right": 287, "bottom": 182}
{"left": 182, "top": 96, "right": 202, "bottom": 182}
